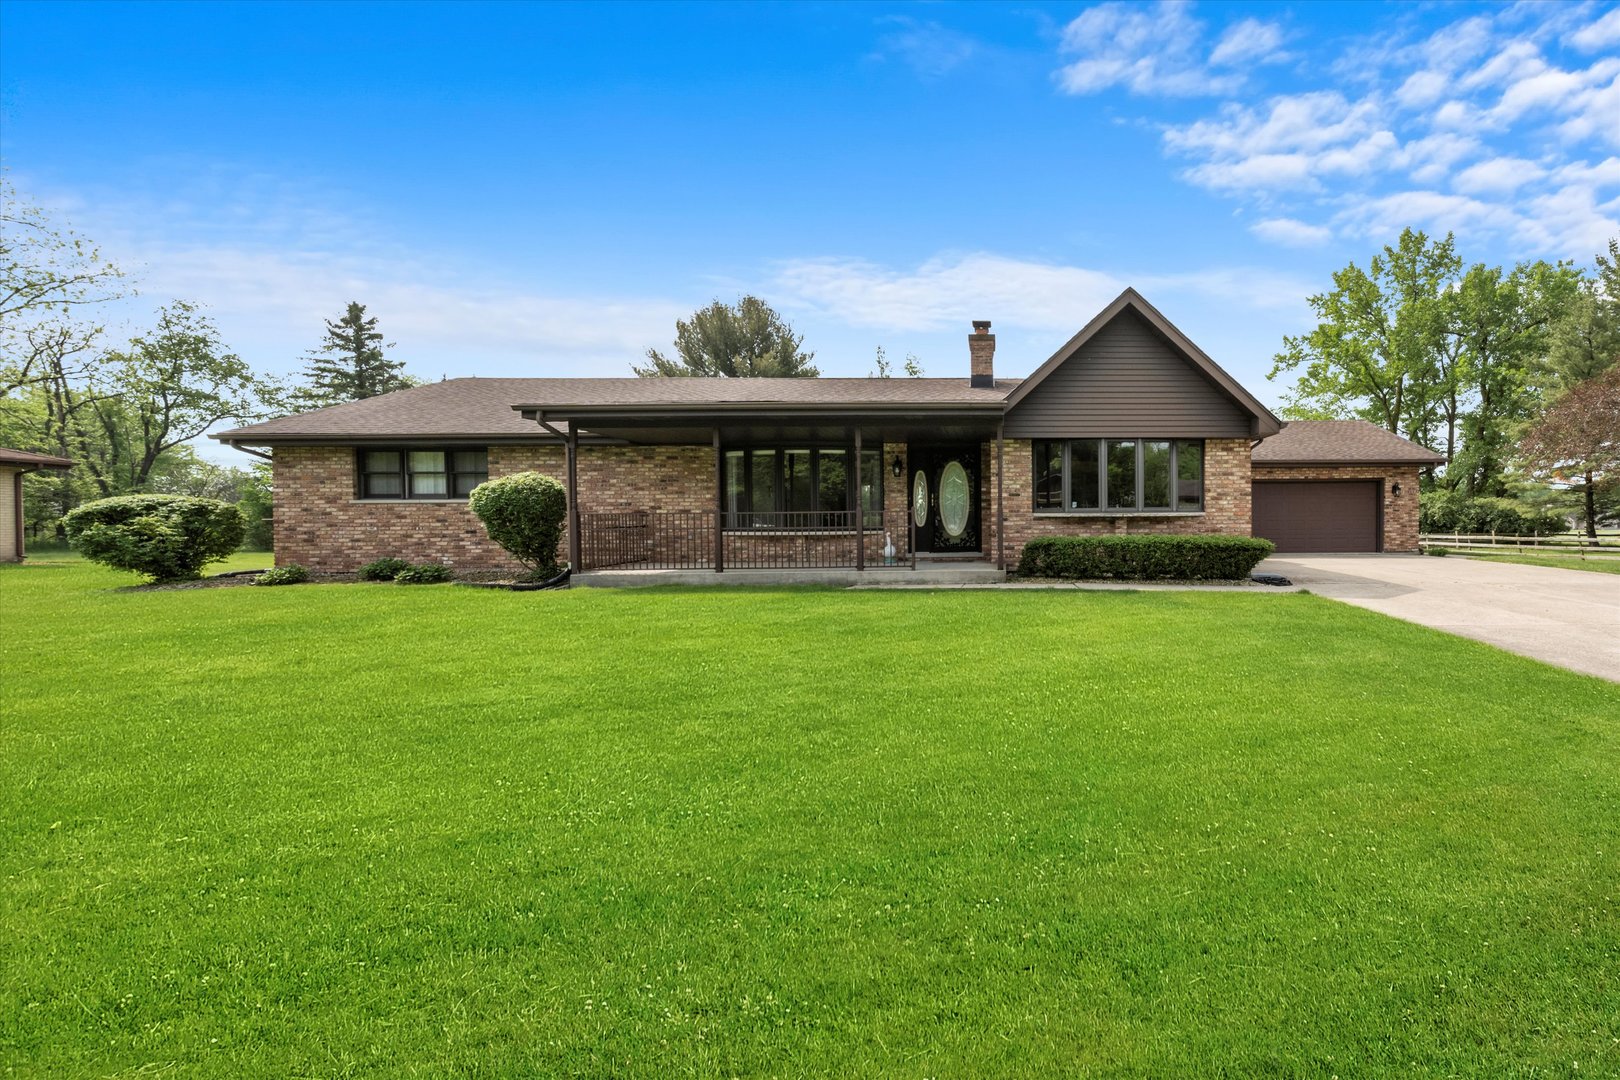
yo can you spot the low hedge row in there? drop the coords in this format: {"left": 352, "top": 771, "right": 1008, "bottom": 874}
{"left": 1017, "top": 534, "right": 1275, "bottom": 581}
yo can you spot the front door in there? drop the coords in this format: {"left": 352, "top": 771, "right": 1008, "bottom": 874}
{"left": 911, "top": 446, "right": 980, "bottom": 553}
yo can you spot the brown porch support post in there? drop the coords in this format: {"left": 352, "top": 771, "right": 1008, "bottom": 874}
{"left": 565, "top": 426, "right": 581, "bottom": 572}
{"left": 996, "top": 421, "right": 1006, "bottom": 571}
{"left": 713, "top": 428, "right": 724, "bottom": 573}
{"left": 854, "top": 427, "right": 864, "bottom": 571}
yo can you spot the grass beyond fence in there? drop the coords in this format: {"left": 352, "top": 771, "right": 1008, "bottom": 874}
{"left": 2, "top": 558, "right": 1616, "bottom": 1076}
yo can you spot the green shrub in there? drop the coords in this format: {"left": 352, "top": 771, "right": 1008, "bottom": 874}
{"left": 468, "top": 471, "right": 567, "bottom": 578}
{"left": 1420, "top": 490, "right": 1566, "bottom": 536}
{"left": 253, "top": 564, "right": 309, "bottom": 586}
{"left": 1018, "top": 534, "right": 1276, "bottom": 581}
{"left": 63, "top": 494, "right": 245, "bottom": 583}
{"left": 394, "top": 563, "right": 453, "bottom": 585}
{"left": 358, "top": 557, "right": 413, "bottom": 582}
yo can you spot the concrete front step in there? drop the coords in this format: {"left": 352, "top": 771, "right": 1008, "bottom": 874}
{"left": 573, "top": 563, "right": 1007, "bottom": 588}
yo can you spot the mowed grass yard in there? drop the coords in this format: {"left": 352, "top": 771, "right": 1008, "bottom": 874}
{"left": 2, "top": 558, "right": 1617, "bottom": 1078}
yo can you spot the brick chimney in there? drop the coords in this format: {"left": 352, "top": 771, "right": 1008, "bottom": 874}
{"left": 969, "top": 320, "right": 994, "bottom": 388}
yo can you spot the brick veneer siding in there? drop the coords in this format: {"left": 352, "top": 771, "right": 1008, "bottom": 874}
{"left": 989, "top": 437, "right": 1252, "bottom": 569}
{"left": 271, "top": 444, "right": 714, "bottom": 571}
{"left": 1251, "top": 464, "right": 1423, "bottom": 552}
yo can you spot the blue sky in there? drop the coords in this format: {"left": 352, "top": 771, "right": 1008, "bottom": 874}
{"left": 4, "top": 0, "right": 1617, "bottom": 437}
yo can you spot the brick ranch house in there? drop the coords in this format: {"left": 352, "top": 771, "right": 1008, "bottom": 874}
{"left": 214, "top": 289, "right": 1443, "bottom": 579}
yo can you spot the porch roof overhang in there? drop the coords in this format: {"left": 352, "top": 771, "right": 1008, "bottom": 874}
{"left": 515, "top": 403, "right": 1007, "bottom": 445}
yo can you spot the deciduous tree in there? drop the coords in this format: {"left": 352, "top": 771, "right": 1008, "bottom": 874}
{"left": 1519, "top": 365, "right": 1620, "bottom": 538}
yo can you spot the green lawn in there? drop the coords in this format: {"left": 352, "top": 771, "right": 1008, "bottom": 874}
{"left": 1449, "top": 550, "right": 1620, "bottom": 575}
{"left": 2, "top": 559, "right": 1616, "bottom": 1078}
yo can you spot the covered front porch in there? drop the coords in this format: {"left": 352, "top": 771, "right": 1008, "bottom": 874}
{"left": 516, "top": 399, "right": 1011, "bottom": 580}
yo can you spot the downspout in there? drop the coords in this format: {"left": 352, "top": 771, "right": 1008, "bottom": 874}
{"left": 225, "top": 441, "right": 273, "bottom": 462}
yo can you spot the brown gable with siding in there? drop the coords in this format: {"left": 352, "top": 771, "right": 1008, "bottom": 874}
{"left": 1004, "top": 308, "right": 1255, "bottom": 438}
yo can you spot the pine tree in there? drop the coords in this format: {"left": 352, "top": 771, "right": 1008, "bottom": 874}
{"left": 296, "top": 302, "right": 412, "bottom": 407}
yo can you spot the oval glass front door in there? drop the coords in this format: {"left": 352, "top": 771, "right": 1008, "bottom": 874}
{"left": 940, "top": 461, "right": 969, "bottom": 538}
{"left": 912, "top": 471, "right": 928, "bottom": 528}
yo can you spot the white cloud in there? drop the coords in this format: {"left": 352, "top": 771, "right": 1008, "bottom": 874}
{"left": 1336, "top": 190, "right": 1522, "bottom": 240}
{"left": 1453, "top": 156, "right": 1547, "bottom": 194}
{"left": 1249, "top": 218, "right": 1334, "bottom": 246}
{"left": 771, "top": 252, "right": 1315, "bottom": 333}
{"left": 1567, "top": 6, "right": 1620, "bottom": 51}
{"left": 1210, "top": 18, "right": 1289, "bottom": 67}
{"left": 1126, "top": 2, "right": 1620, "bottom": 258}
{"left": 871, "top": 17, "right": 979, "bottom": 79}
{"left": 1057, "top": 1, "right": 1240, "bottom": 96}
{"left": 1395, "top": 70, "right": 1449, "bottom": 108}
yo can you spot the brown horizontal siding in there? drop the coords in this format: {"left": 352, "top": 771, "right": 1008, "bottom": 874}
{"left": 1005, "top": 310, "right": 1252, "bottom": 438}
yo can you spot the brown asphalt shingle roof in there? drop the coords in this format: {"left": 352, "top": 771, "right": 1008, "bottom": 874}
{"left": 1253, "top": 420, "right": 1446, "bottom": 465}
{"left": 214, "top": 376, "right": 1023, "bottom": 442}
{"left": 0, "top": 447, "right": 74, "bottom": 468}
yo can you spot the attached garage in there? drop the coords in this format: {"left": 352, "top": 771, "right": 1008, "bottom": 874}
{"left": 1253, "top": 479, "right": 1380, "bottom": 552}
{"left": 1250, "top": 421, "right": 1446, "bottom": 554}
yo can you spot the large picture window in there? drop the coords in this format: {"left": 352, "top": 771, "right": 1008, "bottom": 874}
{"left": 723, "top": 447, "right": 882, "bottom": 527}
{"left": 1031, "top": 439, "right": 1203, "bottom": 513}
{"left": 357, "top": 447, "right": 488, "bottom": 499}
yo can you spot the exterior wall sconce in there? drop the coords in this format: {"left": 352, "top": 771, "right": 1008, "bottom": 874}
{"left": 1391, "top": 482, "right": 1403, "bottom": 497}
{"left": 891, "top": 454, "right": 903, "bottom": 477}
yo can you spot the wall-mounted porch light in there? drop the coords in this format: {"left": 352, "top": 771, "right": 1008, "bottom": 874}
{"left": 1391, "top": 482, "right": 1403, "bottom": 497}
{"left": 891, "top": 454, "right": 903, "bottom": 478}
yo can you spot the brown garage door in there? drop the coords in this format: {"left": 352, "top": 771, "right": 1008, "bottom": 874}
{"left": 1252, "top": 480, "right": 1381, "bottom": 552}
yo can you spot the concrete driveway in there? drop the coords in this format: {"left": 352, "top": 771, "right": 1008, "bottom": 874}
{"left": 1257, "top": 553, "right": 1620, "bottom": 683}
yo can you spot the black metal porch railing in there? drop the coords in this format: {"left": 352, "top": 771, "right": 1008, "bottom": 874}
{"left": 577, "top": 510, "right": 917, "bottom": 572}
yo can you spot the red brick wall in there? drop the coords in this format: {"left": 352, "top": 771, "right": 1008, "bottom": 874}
{"left": 988, "top": 437, "right": 1252, "bottom": 568}
{"left": 1251, "top": 465, "right": 1422, "bottom": 552}
{"left": 271, "top": 444, "right": 713, "bottom": 571}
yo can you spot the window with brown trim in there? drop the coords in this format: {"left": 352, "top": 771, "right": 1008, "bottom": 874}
{"left": 357, "top": 448, "right": 488, "bottom": 499}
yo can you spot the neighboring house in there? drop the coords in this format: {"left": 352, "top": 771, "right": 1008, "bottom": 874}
{"left": 213, "top": 289, "right": 1443, "bottom": 577}
{"left": 0, "top": 448, "right": 74, "bottom": 563}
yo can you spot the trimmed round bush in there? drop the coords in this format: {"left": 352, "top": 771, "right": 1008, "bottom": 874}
{"left": 253, "top": 564, "right": 309, "bottom": 586}
{"left": 468, "top": 471, "right": 567, "bottom": 578}
{"left": 63, "top": 494, "right": 245, "bottom": 583}
{"left": 358, "top": 557, "right": 412, "bottom": 582}
{"left": 394, "top": 563, "right": 453, "bottom": 585}
{"left": 1018, "top": 534, "right": 1275, "bottom": 581}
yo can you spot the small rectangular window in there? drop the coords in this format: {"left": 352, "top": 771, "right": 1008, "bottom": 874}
{"left": 1106, "top": 440, "right": 1137, "bottom": 510}
{"left": 451, "top": 450, "right": 488, "bottom": 497}
{"left": 817, "top": 449, "right": 847, "bottom": 517}
{"left": 361, "top": 451, "right": 403, "bottom": 498}
{"left": 860, "top": 450, "right": 883, "bottom": 527}
{"left": 1071, "top": 440, "right": 1100, "bottom": 510}
{"left": 1034, "top": 441, "right": 1064, "bottom": 510}
{"left": 1176, "top": 441, "right": 1203, "bottom": 510}
{"left": 408, "top": 451, "right": 447, "bottom": 497}
{"left": 1143, "top": 441, "right": 1171, "bottom": 509}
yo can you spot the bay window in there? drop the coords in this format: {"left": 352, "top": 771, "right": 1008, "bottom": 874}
{"left": 1031, "top": 439, "right": 1204, "bottom": 513}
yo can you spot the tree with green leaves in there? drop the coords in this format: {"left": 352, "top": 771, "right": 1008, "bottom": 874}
{"left": 1543, "top": 238, "right": 1620, "bottom": 390}
{"left": 102, "top": 301, "right": 283, "bottom": 491}
{"left": 1443, "top": 259, "right": 1581, "bottom": 495}
{"left": 870, "top": 345, "right": 924, "bottom": 378}
{"left": 635, "top": 295, "right": 817, "bottom": 377}
{"left": 1, "top": 178, "right": 126, "bottom": 397}
{"left": 295, "top": 301, "right": 412, "bottom": 406}
{"left": 1270, "top": 228, "right": 1459, "bottom": 440}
